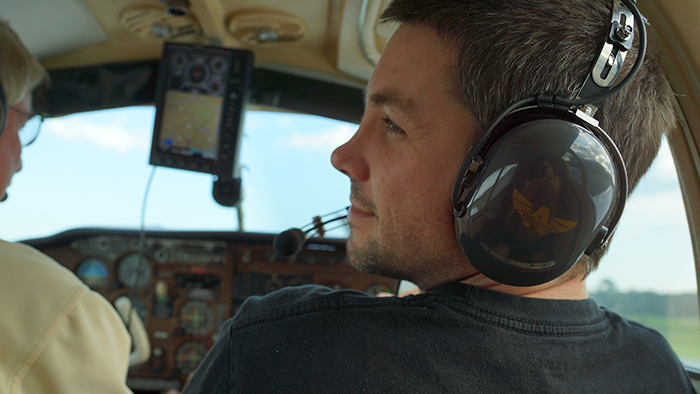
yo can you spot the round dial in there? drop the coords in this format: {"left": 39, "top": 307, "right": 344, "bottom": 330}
{"left": 175, "top": 341, "right": 208, "bottom": 375}
{"left": 171, "top": 52, "right": 187, "bottom": 69}
{"left": 186, "top": 62, "right": 208, "bottom": 84}
{"left": 210, "top": 56, "right": 227, "bottom": 74}
{"left": 117, "top": 254, "right": 152, "bottom": 289}
{"left": 208, "top": 79, "right": 224, "bottom": 95}
{"left": 129, "top": 296, "right": 149, "bottom": 324}
{"left": 325, "top": 282, "right": 348, "bottom": 291}
{"left": 263, "top": 276, "right": 284, "bottom": 294}
{"left": 76, "top": 258, "right": 109, "bottom": 287}
{"left": 364, "top": 283, "right": 394, "bottom": 296}
{"left": 179, "top": 300, "right": 213, "bottom": 336}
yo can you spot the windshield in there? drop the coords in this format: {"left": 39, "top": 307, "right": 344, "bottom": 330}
{"left": 0, "top": 105, "right": 697, "bottom": 365}
{"left": 0, "top": 107, "right": 353, "bottom": 240}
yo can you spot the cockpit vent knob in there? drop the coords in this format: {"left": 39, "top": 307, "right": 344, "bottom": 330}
{"left": 120, "top": 6, "right": 201, "bottom": 41}
{"left": 227, "top": 11, "right": 307, "bottom": 46}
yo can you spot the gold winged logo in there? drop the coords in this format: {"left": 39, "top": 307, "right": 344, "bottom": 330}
{"left": 512, "top": 188, "right": 578, "bottom": 235}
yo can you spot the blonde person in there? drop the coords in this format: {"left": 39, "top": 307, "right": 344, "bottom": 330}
{"left": 0, "top": 19, "right": 133, "bottom": 394}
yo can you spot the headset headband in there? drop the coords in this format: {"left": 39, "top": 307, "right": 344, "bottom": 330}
{"left": 454, "top": 0, "right": 644, "bottom": 225}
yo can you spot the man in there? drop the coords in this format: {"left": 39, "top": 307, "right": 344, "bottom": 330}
{"left": 184, "top": 0, "right": 695, "bottom": 392}
{"left": 0, "top": 20, "right": 134, "bottom": 394}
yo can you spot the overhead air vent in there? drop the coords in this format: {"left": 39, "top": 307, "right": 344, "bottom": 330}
{"left": 120, "top": 6, "right": 200, "bottom": 41}
{"left": 227, "top": 11, "right": 307, "bottom": 46}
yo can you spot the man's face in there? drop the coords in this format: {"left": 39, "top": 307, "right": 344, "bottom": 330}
{"left": 331, "top": 24, "right": 478, "bottom": 289}
{"left": 0, "top": 94, "right": 30, "bottom": 198}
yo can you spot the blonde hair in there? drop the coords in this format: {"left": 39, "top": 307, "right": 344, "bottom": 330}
{"left": 0, "top": 19, "right": 48, "bottom": 105}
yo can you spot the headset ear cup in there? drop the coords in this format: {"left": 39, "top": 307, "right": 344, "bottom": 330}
{"left": 454, "top": 107, "right": 625, "bottom": 286}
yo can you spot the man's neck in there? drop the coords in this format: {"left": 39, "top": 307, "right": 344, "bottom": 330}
{"left": 459, "top": 272, "right": 588, "bottom": 300}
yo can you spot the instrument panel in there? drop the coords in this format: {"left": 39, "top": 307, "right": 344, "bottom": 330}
{"left": 23, "top": 229, "right": 396, "bottom": 393}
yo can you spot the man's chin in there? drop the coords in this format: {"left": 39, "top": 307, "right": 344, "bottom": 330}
{"left": 345, "top": 236, "right": 412, "bottom": 282}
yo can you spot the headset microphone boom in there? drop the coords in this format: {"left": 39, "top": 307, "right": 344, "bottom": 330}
{"left": 273, "top": 207, "right": 349, "bottom": 256}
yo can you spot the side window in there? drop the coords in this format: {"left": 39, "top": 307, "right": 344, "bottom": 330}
{"left": 588, "top": 137, "right": 700, "bottom": 364}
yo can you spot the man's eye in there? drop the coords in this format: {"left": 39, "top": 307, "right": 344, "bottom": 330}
{"left": 381, "top": 117, "right": 404, "bottom": 134}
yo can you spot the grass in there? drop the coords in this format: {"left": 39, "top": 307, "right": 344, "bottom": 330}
{"left": 624, "top": 314, "right": 700, "bottom": 362}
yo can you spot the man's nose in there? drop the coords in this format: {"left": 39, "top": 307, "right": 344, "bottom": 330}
{"left": 330, "top": 129, "right": 369, "bottom": 182}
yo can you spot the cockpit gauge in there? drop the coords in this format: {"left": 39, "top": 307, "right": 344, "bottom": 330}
{"left": 117, "top": 254, "right": 152, "bottom": 289}
{"left": 263, "top": 275, "right": 284, "bottom": 294}
{"left": 174, "top": 341, "right": 208, "bottom": 375}
{"left": 325, "top": 283, "right": 348, "bottom": 291}
{"left": 76, "top": 258, "right": 109, "bottom": 288}
{"left": 171, "top": 52, "right": 187, "bottom": 69}
{"left": 364, "top": 283, "right": 394, "bottom": 296}
{"left": 179, "top": 300, "right": 213, "bottom": 336}
{"left": 129, "top": 296, "right": 149, "bottom": 324}
{"left": 208, "top": 80, "right": 224, "bottom": 95}
{"left": 210, "top": 56, "right": 226, "bottom": 74}
{"left": 186, "top": 62, "right": 207, "bottom": 85}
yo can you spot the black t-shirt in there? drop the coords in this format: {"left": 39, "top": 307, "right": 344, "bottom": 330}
{"left": 184, "top": 283, "right": 696, "bottom": 393}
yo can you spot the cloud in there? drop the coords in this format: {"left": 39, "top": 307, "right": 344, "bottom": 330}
{"left": 243, "top": 115, "right": 266, "bottom": 131}
{"left": 44, "top": 117, "right": 150, "bottom": 154}
{"left": 624, "top": 189, "right": 687, "bottom": 225}
{"left": 277, "top": 116, "right": 295, "bottom": 127}
{"left": 283, "top": 124, "right": 355, "bottom": 152}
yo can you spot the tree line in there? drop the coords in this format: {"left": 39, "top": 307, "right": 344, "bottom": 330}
{"left": 590, "top": 280, "right": 699, "bottom": 317}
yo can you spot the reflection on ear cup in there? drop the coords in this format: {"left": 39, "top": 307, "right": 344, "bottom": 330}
{"left": 0, "top": 82, "right": 6, "bottom": 136}
{"left": 454, "top": 107, "right": 626, "bottom": 286}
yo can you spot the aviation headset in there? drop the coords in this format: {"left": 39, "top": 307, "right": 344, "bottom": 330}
{"left": 452, "top": 0, "right": 645, "bottom": 286}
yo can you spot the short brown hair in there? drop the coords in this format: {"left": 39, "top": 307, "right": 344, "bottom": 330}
{"left": 381, "top": 0, "right": 676, "bottom": 274}
{"left": 0, "top": 19, "right": 48, "bottom": 105}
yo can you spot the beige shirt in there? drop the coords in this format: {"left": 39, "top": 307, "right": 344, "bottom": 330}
{"left": 0, "top": 239, "right": 133, "bottom": 394}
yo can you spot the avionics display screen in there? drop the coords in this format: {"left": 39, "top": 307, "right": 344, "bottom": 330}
{"left": 157, "top": 50, "right": 231, "bottom": 161}
{"left": 159, "top": 90, "right": 222, "bottom": 160}
{"left": 150, "top": 43, "right": 253, "bottom": 180}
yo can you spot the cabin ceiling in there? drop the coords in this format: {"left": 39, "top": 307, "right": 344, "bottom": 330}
{"left": 0, "top": 0, "right": 696, "bottom": 94}
{"left": 0, "top": 0, "right": 398, "bottom": 88}
{"left": 0, "top": 0, "right": 697, "bottom": 140}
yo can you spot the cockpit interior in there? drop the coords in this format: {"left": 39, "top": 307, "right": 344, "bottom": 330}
{"left": 1, "top": 0, "right": 699, "bottom": 392}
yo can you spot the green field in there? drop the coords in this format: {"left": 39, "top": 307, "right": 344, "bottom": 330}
{"left": 625, "top": 314, "right": 700, "bottom": 363}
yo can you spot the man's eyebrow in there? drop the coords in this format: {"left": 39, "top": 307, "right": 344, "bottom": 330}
{"left": 366, "top": 90, "right": 418, "bottom": 120}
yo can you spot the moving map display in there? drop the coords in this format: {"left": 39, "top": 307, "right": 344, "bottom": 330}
{"left": 158, "top": 50, "right": 230, "bottom": 161}
{"left": 159, "top": 90, "right": 222, "bottom": 160}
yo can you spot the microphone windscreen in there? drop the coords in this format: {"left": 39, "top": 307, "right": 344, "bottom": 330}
{"left": 273, "top": 228, "right": 306, "bottom": 256}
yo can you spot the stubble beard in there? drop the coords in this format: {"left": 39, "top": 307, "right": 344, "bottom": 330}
{"left": 346, "top": 180, "right": 426, "bottom": 284}
{"left": 347, "top": 234, "right": 407, "bottom": 280}
{"left": 346, "top": 180, "right": 469, "bottom": 289}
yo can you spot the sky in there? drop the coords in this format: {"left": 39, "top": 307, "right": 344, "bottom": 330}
{"left": 0, "top": 106, "right": 695, "bottom": 295}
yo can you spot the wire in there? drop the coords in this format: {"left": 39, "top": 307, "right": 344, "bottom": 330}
{"left": 236, "top": 202, "right": 244, "bottom": 231}
{"left": 317, "top": 221, "right": 349, "bottom": 236}
{"left": 125, "top": 165, "right": 158, "bottom": 329}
